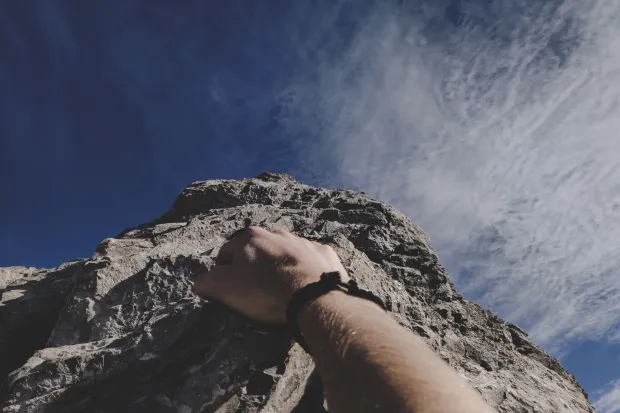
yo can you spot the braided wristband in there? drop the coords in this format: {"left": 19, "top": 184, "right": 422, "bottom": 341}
{"left": 286, "top": 271, "right": 387, "bottom": 352}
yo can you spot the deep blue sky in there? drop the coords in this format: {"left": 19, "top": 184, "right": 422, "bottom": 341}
{"left": 0, "top": 0, "right": 615, "bottom": 406}
{"left": 1, "top": 1, "right": 336, "bottom": 268}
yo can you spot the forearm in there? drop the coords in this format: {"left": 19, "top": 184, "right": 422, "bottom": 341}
{"left": 298, "top": 291, "right": 495, "bottom": 413}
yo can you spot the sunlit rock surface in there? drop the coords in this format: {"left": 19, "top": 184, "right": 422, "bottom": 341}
{"left": 0, "top": 173, "right": 592, "bottom": 412}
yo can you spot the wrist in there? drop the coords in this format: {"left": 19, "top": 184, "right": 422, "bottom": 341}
{"left": 296, "top": 289, "right": 383, "bottom": 337}
{"left": 287, "top": 271, "right": 387, "bottom": 352}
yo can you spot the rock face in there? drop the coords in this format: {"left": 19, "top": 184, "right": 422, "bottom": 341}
{"left": 0, "top": 173, "right": 592, "bottom": 412}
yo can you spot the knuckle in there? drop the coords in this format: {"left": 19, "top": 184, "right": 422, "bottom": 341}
{"left": 321, "top": 243, "right": 334, "bottom": 252}
{"left": 309, "top": 240, "right": 331, "bottom": 252}
{"left": 305, "top": 239, "right": 319, "bottom": 249}
{"left": 246, "top": 226, "right": 265, "bottom": 237}
{"left": 323, "top": 244, "right": 339, "bottom": 258}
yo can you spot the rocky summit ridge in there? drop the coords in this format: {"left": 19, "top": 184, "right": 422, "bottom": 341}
{"left": 0, "top": 172, "right": 593, "bottom": 412}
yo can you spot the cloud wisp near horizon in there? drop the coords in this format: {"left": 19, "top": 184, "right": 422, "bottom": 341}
{"left": 596, "top": 379, "right": 620, "bottom": 413}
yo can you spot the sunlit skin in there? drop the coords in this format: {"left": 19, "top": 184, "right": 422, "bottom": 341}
{"left": 194, "top": 226, "right": 496, "bottom": 413}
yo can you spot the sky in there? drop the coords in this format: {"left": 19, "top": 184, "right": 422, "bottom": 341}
{"left": 1, "top": 0, "right": 619, "bottom": 410}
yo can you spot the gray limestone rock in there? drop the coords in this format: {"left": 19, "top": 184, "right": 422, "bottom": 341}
{"left": 0, "top": 173, "right": 593, "bottom": 412}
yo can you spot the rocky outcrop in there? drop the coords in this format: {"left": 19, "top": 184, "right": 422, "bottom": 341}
{"left": 0, "top": 173, "right": 593, "bottom": 412}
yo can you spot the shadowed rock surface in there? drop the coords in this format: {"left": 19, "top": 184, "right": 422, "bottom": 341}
{"left": 0, "top": 173, "right": 593, "bottom": 412}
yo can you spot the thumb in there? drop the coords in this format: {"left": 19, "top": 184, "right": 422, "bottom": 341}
{"left": 193, "top": 265, "right": 238, "bottom": 303}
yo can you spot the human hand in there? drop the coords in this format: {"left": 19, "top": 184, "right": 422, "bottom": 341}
{"left": 193, "top": 226, "right": 349, "bottom": 324}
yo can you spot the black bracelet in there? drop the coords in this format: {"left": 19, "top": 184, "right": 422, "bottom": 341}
{"left": 286, "top": 271, "right": 387, "bottom": 352}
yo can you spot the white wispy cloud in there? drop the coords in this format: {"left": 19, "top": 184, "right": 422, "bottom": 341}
{"left": 595, "top": 379, "right": 620, "bottom": 413}
{"left": 285, "top": 0, "right": 620, "bottom": 353}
